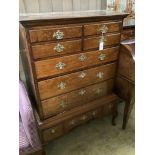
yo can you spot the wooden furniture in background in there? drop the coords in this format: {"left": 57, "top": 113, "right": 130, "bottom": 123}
{"left": 122, "top": 17, "right": 135, "bottom": 41}
{"left": 19, "top": 10, "right": 128, "bottom": 145}
{"left": 115, "top": 39, "right": 135, "bottom": 129}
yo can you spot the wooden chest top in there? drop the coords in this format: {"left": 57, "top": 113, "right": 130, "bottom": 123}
{"left": 19, "top": 10, "right": 128, "bottom": 26}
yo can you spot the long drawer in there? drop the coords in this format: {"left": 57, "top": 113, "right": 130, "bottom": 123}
{"left": 35, "top": 47, "right": 119, "bottom": 79}
{"left": 32, "top": 39, "right": 82, "bottom": 59}
{"left": 84, "top": 21, "right": 122, "bottom": 36}
{"left": 42, "top": 79, "right": 114, "bottom": 118}
{"left": 38, "top": 63, "right": 116, "bottom": 100}
{"left": 29, "top": 25, "right": 82, "bottom": 43}
{"left": 84, "top": 33, "right": 121, "bottom": 50}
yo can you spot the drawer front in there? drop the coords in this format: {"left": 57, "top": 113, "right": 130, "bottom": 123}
{"left": 29, "top": 25, "right": 82, "bottom": 43}
{"left": 64, "top": 113, "right": 92, "bottom": 131}
{"left": 121, "top": 28, "right": 135, "bottom": 41}
{"left": 84, "top": 33, "right": 121, "bottom": 50}
{"left": 64, "top": 116, "right": 81, "bottom": 131}
{"left": 38, "top": 63, "right": 116, "bottom": 100}
{"left": 42, "top": 79, "right": 114, "bottom": 118}
{"left": 32, "top": 39, "right": 82, "bottom": 59}
{"left": 84, "top": 21, "right": 122, "bottom": 36}
{"left": 42, "top": 124, "right": 63, "bottom": 143}
{"left": 35, "top": 47, "right": 119, "bottom": 79}
{"left": 88, "top": 108, "right": 102, "bottom": 119}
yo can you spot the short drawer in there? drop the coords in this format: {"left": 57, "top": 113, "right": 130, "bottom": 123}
{"left": 42, "top": 79, "right": 114, "bottom": 119}
{"left": 42, "top": 124, "right": 63, "bottom": 143}
{"left": 38, "top": 63, "right": 116, "bottom": 100}
{"left": 84, "top": 21, "right": 122, "bottom": 36}
{"left": 64, "top": 117, "right": 81, "bottom": 131}
{"left": 84, "top": 33, "right": 121, "bottom": 50}
{"left": 29, "top": 25, "right": 82, "bottom": 43}
{"left": 89, "top": 108, "right": 102, "bottom": 119}
{"left": 32, "top": 39, "right": 82, "bottom": 59}
{"left": 64, "top": 113, "right": 91, "bottom": 132}
{"left": 121, "top": 28, "right": 135, "bottom": 41}
{"left": 35, "top": 47, "right": 119, "bottom": 79}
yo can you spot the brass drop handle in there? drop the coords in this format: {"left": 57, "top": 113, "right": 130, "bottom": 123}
{"left": 57, "top": 82, "right": 66, "bottom": 90}
{"left": 96, "top": 88, "right": 103, "bottom": 94}
{"left": 100, "top": 25, "right": 108, "bottom": 34}
{"left": 79, "top": 72, "right": 86, "bottom": 78}
{"left": 60, "top": 100, "right": 67, "bottom": 108}
{"left": 53, "top": 30, "right": 64, "bottom": 40}
{"left": 96, "top": 72, "right": 104, "bottom": 79}
{"left": 98, "top": 54, "right": 106, "bottom": 61}
{"left": 109, "top": 104, "right": 112, "bottom": 109}
{"left": 70, "top": 120, "right": 75, "bottom": 125}
{"left": 51, "top": 128, "right": 56, "bottom": 134}
{"left": 81, "top": 115, "right": 87, "bottom": 120}
{"left": 99, "top": 35, "right": 107, "bottom": 43}
{"left": 79, "top": 54, "right": 87, "bottom": 62}
{"left": 54, "top": 43, "right": 64, "bottom": 53}
{"left": 92, "top": 111, "right": 97, "bottom": 116}
{"left": 55, "top": 62, "right": 66, "bottom": 70}
{"left": 79, "top": 89, "right": 86, "bottom": 96}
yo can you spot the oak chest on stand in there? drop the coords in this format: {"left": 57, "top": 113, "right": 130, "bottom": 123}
{"left": 20, "top": 10, "right": 128, "bottom": 144}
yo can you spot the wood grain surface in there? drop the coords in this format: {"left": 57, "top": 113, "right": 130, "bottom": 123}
{"left": 38, "top": 63, "right": 116, "bottom": 100}
{"left": 32, "top": 39, "right": 82, "bottom": 59}
{"left": 84, "top": 21, "right": 122, "bottom": 36}
{"left": 29, "top": 25, "right": 82, "bottom": 43}
{"left": 42, "top": 79, "right": 114, "bottom": 118}
{"left": 35, "top": 46, "right": 119, "bottom": 79}
{"left": 84, "top": 33, "right": 121, "bottom": 50}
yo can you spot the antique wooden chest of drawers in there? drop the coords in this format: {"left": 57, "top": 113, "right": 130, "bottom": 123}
{"left": 20, "top": 10, "right": 128, "bottom": 144}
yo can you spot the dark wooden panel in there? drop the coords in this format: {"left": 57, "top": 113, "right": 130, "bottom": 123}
{"left": 32, "top": 39, "right": 82, "bottom": 59}
{"left": 84, "top": 33, "right": 121, "bottom": 50}
{"left": 29, "top": 25, "right": 82, "bottom": 43}
{"left": 64, "top": 112, "right": 92, "bottom": 131}
{"left": 38, "top": 63, "right": 116, "bottom": 100}
{"left": 121, "top": 28, "right": 135, "bottom": 41}
{"left": 84, "top": 21, "right": 122, "bottom": 36}
{"left": 42, "top": 79, "right": 114, "bottom": 118}
{"left": 117, "top": 42, "right": 135, "bottom": 82}
{"left": 35, "top": 46, "right": 119, "bottom": 79}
